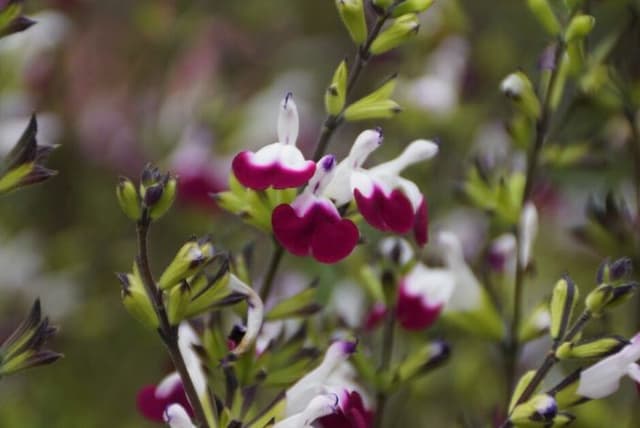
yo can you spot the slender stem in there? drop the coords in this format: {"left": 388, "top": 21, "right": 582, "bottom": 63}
{"left": 259, "top": 243, "right": 285, "bottom": 302}
{"left": 374, "top": 310, "right": 396, "bottom": 428}
{"left": 136, "top": 213, "right": 210, "bottom": 428}
{"left": 500, "top": 311, "right": 592, "bottom": 428}
{"left": 623, "top": 108, "right": 640, "bottom": 218}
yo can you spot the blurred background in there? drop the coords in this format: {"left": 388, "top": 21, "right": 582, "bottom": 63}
{"left": 0, "top": 0, "right": 638, "bottom": 426}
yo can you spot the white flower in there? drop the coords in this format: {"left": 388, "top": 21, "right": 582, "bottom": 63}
{"left": 577, "top": 333, "right": 640, "bottom": 399}
{"left": 177, "top": 323, "right": 207, "bottom": 398}
{"left": 437, "top": 231, "right": 483, "bottom": 312}
{"left": 518, "top": 202, "right": 538, "bottom": 268}
{"left": 163, "top": 404, "right": 196, "bottom": 428}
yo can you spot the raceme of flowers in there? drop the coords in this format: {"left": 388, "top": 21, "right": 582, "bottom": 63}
{"left": 230, "top": 93, "right": 438, "bottom": 264}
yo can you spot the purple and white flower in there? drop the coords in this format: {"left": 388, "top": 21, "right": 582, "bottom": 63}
{"left": 272, "top": 155, "right": 359, "bottom": 264}
{"left": 232, "top": 93, "right": 315, "bottom": 190}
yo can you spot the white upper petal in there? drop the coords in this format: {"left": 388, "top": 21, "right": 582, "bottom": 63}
{"left": 164, "top": 404, "right": 197, "bottom": 428}
{"left": 177, "top": 323, "right": 207, "bottom": 397}
{"left": 347, "top": 129, "right": 384, "bottom": 169}
{"left": 275, "top": 394, "right": 338, "bottom": 428}
{"left": 404, "top": 264, "right": 455, "bottom": 307}
{"left": 155, "top": 372, "right": 182, "bottom": 399}
{"left": 395, "top": 177, "right": 424, "bottom": 211}
{"left": 369, "top": 139, "right": 438, "bottom": 177}
{"left": 277, "top": 93, "right": 299, "bottom": 145}
{"left": 228, "top": 274, "right": 264, "bottom": 355}
{"left": 252, "top": 143, "right": 309, "bottom": 170}
{"left": 378, "top": 237, "right": 414, "bottom": 266}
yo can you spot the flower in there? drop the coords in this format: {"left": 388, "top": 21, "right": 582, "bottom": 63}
{"left": 232, "top": 93, "right": 315, "bottom": 190}
{"left": 324, "top": 129, "right": 438, "bottom": 246}
{"left": 163, "top": 404, "right": 196, "bottom": 428}
{"left": 279, "top": 340, "right": 359, "bottom": 427}
{"left": 137, "top": 373, "right": 192, "bottom": 423}
{"left": 272, "top": 155, "right": 359, "bottom": 264}
{"left": 518, "top": 201, "right": 538, "bottom": 269}
{"left": 395, "top": 263, "right": 455, "bottom": 330}
{"left": 577, "top": 333, "right": 640, "bottom": 400}
{"left": 317, "top": 390, "right": 374, "bottom": 428}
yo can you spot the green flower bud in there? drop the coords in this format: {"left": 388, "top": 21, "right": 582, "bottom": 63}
{"left": 510, "top": 394, "right": 557, "bottom": 425}
{"left": 116, "top": 176, "right": 142, "bottom": 221}
{"left": 158, "top": 237, "right": 216, "bottom": 290}
{"left": 139, "top": 164, "right": 178, "bottom": 220}
{"left": 550, "top": 412, "right": 576, "bottom": 427}
{"left": 166, "top": 281, "right": 191, "bottom": 325}
{"left": 586, "top": 282, "right": 638, "bottom": 315}
{"left": 149, "top": 175, "right": 177, "bottom": 220}
{"left": 335, "top": 0, "right": 368, "bottom": 45}
{"left": 344, "top": 74, "right": 401, "bottom": 121}
{"left": 565, "top": 15, "right": 595, "bottom": 43}
{"left": 509, "top": 370, "right": 537, "bottom": 412}
{"left": 117, "top": 271, "right": 159, "bottom": 329}
{"left": 372, "top": 0, "right": 394, "bottom": 9}
{"left": 596, "top": 257, "right": 633, "bottom": 284}
{"left": 392, "top": 0, "right": 435, "bottom": 17}
{"left": 0, "top": 299, "right": 62, "bottom": 377}
{"left": 0, "top": 0, "right": 35, "bottom": 39}
{"left": 519, "top": 304, "right": 551, "bottom": 343}
{"left": 266, "top": 287, "right": 320, "bottom": 320}
{"left": 500, "top": 71, "right": 542, "bottom": 119}
{"left": 0, "top": 115, "right": 58, "bottom": 194}
{"left": 370, "top": 14, "right": 420, "bottom": 55}
{"left": 325, "top": 60, "right": 349, "bottom": 116}
{"left": 556, "top": 336, "right": 629, "bottom": 360}
{"left": 549, "top": 275, "right": 579, "bottom": 341}
{"left": 526, "top": 0, "right": 561, "bottom": 36}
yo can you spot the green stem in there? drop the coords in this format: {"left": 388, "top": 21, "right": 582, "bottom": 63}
{"left": 374, "top": 309, "right": 396, "bottom": 428}
{"left": 259, "top": 243, "right": 285, "bottom": 302}
{"left": 136, "top": 213, "right": 210, "bottom": 428}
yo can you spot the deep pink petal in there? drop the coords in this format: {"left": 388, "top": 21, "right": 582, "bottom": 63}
{"left": 363, "top": 303, "right": 387, "bottom": 331}
{"left": 413, "top": 197, "right": 428, "bottom": 246}
{"left": 272, "top": 204, "right": 314, "bottom": 256}
{"left": 395, "top": 284, "right": 442, "bottom": 331}
{"left": 318, "top": 391, "right": 374, "bottom": 428}
{"left": 354, "top": 187, "right": 414, "bottom": 234}
{"left": 136, "top": 382, "right": 193, "bottom": 423}
{"left": 232, "top": 151, "right": 315, "bottom": 190}
{"left": 311, "top": 217, "right": 359, "bottom": 264}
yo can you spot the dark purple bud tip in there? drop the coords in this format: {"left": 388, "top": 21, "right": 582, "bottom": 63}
{"left": 321, "top": 155, "right": 336, "bottom": 171}
{"left": 284, "top": 92, "right": 293, "bottom": 107}
{"left": 341, "top": 340, "right": 358, "bottom": 355}
{"left": 611, "top": 257, "right": 633, "bottom": 280}
{"left": 374, "top": 126, "right": 384, "bottom": 141}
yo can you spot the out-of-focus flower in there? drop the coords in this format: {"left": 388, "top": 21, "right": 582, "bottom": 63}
{"left": 577, "top": 333, "right": 640, "bottom": 399}
{"left": 378, "top": 237, "right": 414, "bottom": 267}
{"left": 396, "top": 263, "right": 454, "bottom": 331}
{"left": 232, "top": 93, "right": 315, "bottom": 190}
{"left": 518, "top": 202, "right": 538, "bottom": 268}
{"left": 399, "top": 37, "right": 469, "bottom": 117}
{"left": 487, "top": 233, "right": 516, "bottom": 273}
{"left": 272, "top": 155, "right": 359, "bottom": 264}
{"left": 169, "top": 126, "right": 228, "bottom": 210}
{"left": 163, "top": 403, "right": 196, "bottom": 428}
{"left": 324, "top": 129, "right": 437, "bottom": 246}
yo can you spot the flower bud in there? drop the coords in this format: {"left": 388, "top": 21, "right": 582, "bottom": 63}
{"left": 0, "top": 1, "right": 35, "bottom": 39}
{"left": 343, "top": 75, "right": 401, "bottom": 121}
{"left": 158, "top": 237, "right": 216, "bottom": 290}
{"left": 370, "top": 14, "right": 420, "bottom": 55}
{"left": 116, "top": 176, "right": 142, "bottom": 221}
{"left": 500, "top": 72, "right": 542, "bottom": 119}
{"left": 139, "top": 164, "right": 178, "bottom": 220}
{"left": 510, "top": 394, "right": 557, "bottom": 425}
{"left": 526, "top": 0, "right": 561, "bottom": 36}
{"left": 325, "top": 60, "right": 348, "bottom": 116}
{"left": 549, "top": 275, "right": 579, "bottom": 341}
{"left": 149, "top": 175, "right": 177, "bottom": 220}
{"left": 0, "top": 299, "right": 62, "bottom": 377}
{"left": 118, "top": 271, "right": 159, "bottom": 329}
{"left": 564, "top": 15, "right": 595, "bottom": 43}
{"left": 392, "top": 0, "right": 435, "bottom": 17}
{"left": 166, "top": 281, "right": 192, "bottom": 325}
{"left": 372, "top": 0, "right": 393, "bottom": 8}
{"left": 395, "top": 340, "right": 450, "bottom": 383}
{"left": 551, "top": 412, "right": 576, "bottom": 427}
{"left": 596, "top": 257, "right": 633, "bottom": 285}
{"left": 586, "top": 282, "right": 638, "bottom": 315}
{"left": 335, "top": 0, "right": 367, "bottom": 45}
{"left": 519, "top": 304, "right": 551, "bottom": 342}
{"left": 556, "top": 336, "right": 629, "bottom": 360}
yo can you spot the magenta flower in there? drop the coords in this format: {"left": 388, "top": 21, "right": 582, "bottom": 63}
{"left": 272, "top": 155, "right": 359, "bottom": 264}
{"left": 324, "top": 130, "right": 438, "bottom": 246}
{"left": 395, "top": 263, "right": 454, "bottom": 331}
{"left": 137, "top": 373, "right": 193, "bottom": 423}
{"left": 318, "top": 390, "right": 374, "bottom": 428}
{"left": 232, "top": 93, "right": 316, "bottom": 190}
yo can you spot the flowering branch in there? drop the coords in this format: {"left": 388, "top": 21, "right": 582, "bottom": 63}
{"left": 135, "top": 211, "right": 211, "bottom": 428}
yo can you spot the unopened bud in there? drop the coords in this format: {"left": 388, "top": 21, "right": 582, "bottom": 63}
{"left": 370, "top": 14, "right": 420, "bottom": 55}
{"left": 325, "top": 60, "right": 348, "bottom": 116}
{"left": 500, "top": 72, "right": 542, "bottom": 119}
{"left": 392, "top": 0, "right": 435, "bottom": 17}
{"left": 565, "top": 15, "right": 595, "bottom": 43}
{"left": 335, "top": 0, "right": 367, "bottom": 45}
{"left": 526, "top": 0, "right": 561, "bottom": 36}
{"left": 395, "top": 340, "right": 450, "bottom": 382}
{"left": 158, "top": 237, "right": 216, "bottom": 290}
{"left": 549, "top": 275, "right": 579, "bottom": 341}
{"left": 166, "top": 281, "right": 191, "bottom": 325}
{"left": 596, "top": 257, "right": 633, "bottom": 284}
{"left": 344, "top": 74, "right": 401, "bottom": 121}
{"left": 556, "top": 336, "right": 629, "bottom": 360}
{"left": 586, "top": 282, "right": 638, "bottom": 315}
{"left": 118, "top": 271, "right": 158, "bottom": 329}
{"left": 509, "top": 370, "right": 537, "bottom": 412}
{"left": 116, "top": 177, "right": 142, "bottom": 221}
{"left": 510, "top": 394, "right": 557, "bottom": 425}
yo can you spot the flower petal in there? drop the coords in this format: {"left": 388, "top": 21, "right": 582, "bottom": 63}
{"left": 354, "top": 184, "right": 415, "bottom": 234}
{"left": 232, "top": 145, "right": 315, "bottom": 190}
{"left": 311, "top": 217, "right": 359, "bottom": 264}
